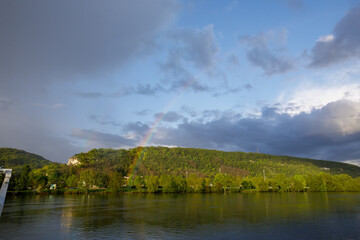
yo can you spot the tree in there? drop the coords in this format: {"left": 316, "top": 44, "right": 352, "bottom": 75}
{"left": 145, "top": 175, "right": 159, "bottom": 193}
{"left": 15, "top": 164, "right": 31, "bottom": 191}
{"left": 241, "top": 178, "right": 255, "bottom": 190}
{"left": 108, "top": 172, "right": 123, "bottom": 192}
{"left": 78, "top": 169, "right": 96, "bottom": 193}
{"left": 65, "top": 175, "right": 78, "bottom": 189}
{"left": 292, "top": 175, "right": 306, "bottom": 192}
{"left": 213, "top": 173, "right": 234, "bottom": 192}
{"left": 134, "top": 176, "right": 145, "bottom": 191}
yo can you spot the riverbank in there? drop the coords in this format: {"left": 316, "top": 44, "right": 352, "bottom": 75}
{"left": 8, "top": 187, "right": 359, "bottom": 195}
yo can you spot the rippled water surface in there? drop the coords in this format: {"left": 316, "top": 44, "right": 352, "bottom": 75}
{"left": 0, "top": 193, "right": 360, "bottom": 239}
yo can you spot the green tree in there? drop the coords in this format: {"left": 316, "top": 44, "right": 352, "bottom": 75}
{"left": 78, "top": 169, "right": 96, "bottom": 193}
{"left": 15, "top": 164, "right": 31, "bottom": 191}
{"left": 134, "top": 176, "right": 145, "bottom": 191}
{"left": 292, "top": 175, "right": 306, "bottom": 192}
{"left": 241, "top": 178, "right": 255, "bottom": 190}
{"left": 213, "top": 173, "right": 234, "bottom": 192}
{"left": 145, "top": 175, "right": 159, "bottom": 193}
{"left": 65, "top": 175, "right": 78, "bottom": 189}
{"left": 108, "top": 172, "right": 123, "bottom": 192}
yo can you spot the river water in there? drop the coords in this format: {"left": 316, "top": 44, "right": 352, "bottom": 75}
{"left": 0, "top": 193, "right": 359, "bottom": 239}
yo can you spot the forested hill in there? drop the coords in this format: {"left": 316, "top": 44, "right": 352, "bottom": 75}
{"left": 73, "top": 147, "right": 360, "bottom": 178}
{"left": 0, "top": 148, "right": 52, "bottom": 171}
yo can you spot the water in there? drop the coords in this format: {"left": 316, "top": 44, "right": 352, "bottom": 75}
{"left": 0, "top": 193, "right": 359, "bottom": 239}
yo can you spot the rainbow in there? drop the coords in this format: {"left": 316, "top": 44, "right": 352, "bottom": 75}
{"left": 127, "top": 77, "right": 199, "bottom": 177}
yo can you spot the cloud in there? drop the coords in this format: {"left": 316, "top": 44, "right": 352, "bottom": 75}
{"left": 283, "top": 0, "right": 303, "bottom": 9}
{"left": 71, "top": 129, "right": 136, "bottom": 149}
{"left": 317, "top": 34, "right": 335, "bottom": 43}
{"left": 310, "top": 6, "right": 360, "bottom": 67}
{"left": 160, "top": 25, "right": 218, "bottom": 93}
{"left": 227, "top": 54, "right": 241, "bottom": 67}
{"left": 169, "top": 78, "right": 211, "bottom": 93}
{"left": 76, "top": 80, "right": 209, "bottom": 98}
{"left": 0, "top": 98, "right": 12, "bottom": 111}
{"left": 123, "top": 122, "right": 151, "bottom": 137}
{"left": 0, "top": 0, "right": 178, "bottom": 85}
{"left": 154, "top": 111, "right": 183, "bottom": 123}
{"left": 343, "top": 159, "right": 360, "bottom": 167}
{"left": 111, "top": 84, "right": 166, "bottom": 97}
{"left": 75, "top": 92, "right": 103, "bottom": 99}
{"left": 0, "top": 108, "right": 79, "bottom": 163}
{"left": 88, "top": 115, "right": 122, "bottom": 128}
{"left": 277, "top": 82, "right": 360, "bottom": 116}
{"left": 168, "top": 25, "right": 219, "bottom": 70}
{"left": 213, "top": 84, "right": 253, "bottom": 97}
{"left": 135, "top": 109, "right": 152, "bottom": 116}
{"left": 76, "top": 83, "right": 166, "bottom": 98}
{"left": 240, "top": 29, "right": 295, "bottom": 76}
{"left": 145, "top": 100, "right": 360, "bottom": 162}
{"left": 32, "top": 103, "right": 64, "bottom": 109}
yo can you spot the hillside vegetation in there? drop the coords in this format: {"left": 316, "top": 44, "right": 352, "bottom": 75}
{"left": 0, "top": 148, "right": 52, "bottom": 170}
{"left": 2, "top": 147, "right": 360, "bottom": 193}
{"left": 74, "top": 147, "right": 360, "bottom": 178}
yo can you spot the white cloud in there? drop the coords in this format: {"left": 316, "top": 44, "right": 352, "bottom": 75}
{"left": 317, "top": 34, "right": 335, "bottom": 43}
{"left": 278, "top": 83, "right": 360, "bottom": 116}
{"left": 276, "top": 62, "right": 360, "bottom": 116}
{"left": 343, "top": 159, "right": 360, "bottom": 167}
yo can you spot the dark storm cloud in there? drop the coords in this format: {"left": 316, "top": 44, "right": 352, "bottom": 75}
{"left": 148, "top": 100, "right": 360, "bottom": 162}
{"left": 0, "top": 109, "right": 79, "bottom": 163}
{"left": 0, "top": 0, "right": 179, "bottom": 84}
{"left": 310, "top": 6, "right": 360, "bottom": 67}
{"left": 0, "top": 98, "right": 12, "bottom": 111}
{"left": 240, "top": 30, "right": 295, "bottom": 76}
{"left": 71, "top": 129, "right": 136, "bottom": 148}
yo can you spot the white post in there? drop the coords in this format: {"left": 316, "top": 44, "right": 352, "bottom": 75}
{"left": 0, "top": 169, "right": 12, "bottom": 217}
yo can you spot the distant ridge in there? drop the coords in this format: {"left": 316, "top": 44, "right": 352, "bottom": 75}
{"left": 72, "top": 147, "right": 360, "bottom": 178}
{"left": 0, "top": 148, "right": 52, "bottom": 170}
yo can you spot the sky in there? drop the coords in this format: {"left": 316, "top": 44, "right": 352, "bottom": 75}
{"left": 1, "top": 0, "right": 360, "bottom": 165}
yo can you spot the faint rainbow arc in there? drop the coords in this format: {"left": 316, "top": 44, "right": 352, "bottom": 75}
{"left": 127, "top": 77, "right": 198, "bottom": 176}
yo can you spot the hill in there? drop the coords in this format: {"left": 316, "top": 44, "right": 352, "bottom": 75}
{"left": 73, "top": 146, "right": 360, "bottom": 178}
{"left": 0, "top": 148, "right": 53, "bottom": 171}
{"left": 3, "top": 146, "right": 360, "bottom": 193}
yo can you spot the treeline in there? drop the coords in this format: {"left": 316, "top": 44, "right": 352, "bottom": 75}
{"left": 2, "top": 147, "right": 360, "bottom": 193}
{"left": 7, "top": 164, "right": 360, "bottom": 193}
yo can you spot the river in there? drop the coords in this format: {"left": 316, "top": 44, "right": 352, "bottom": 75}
{"left": 0, "top": 192, "right": 359, "bottom": 239}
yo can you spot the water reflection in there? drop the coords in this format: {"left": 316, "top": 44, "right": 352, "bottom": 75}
{"left": 0, "top": 193, "right": 359, "bottom": 239}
